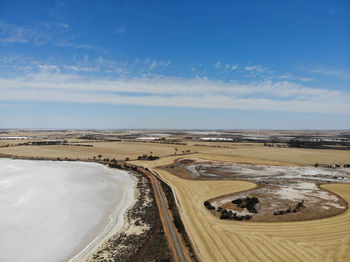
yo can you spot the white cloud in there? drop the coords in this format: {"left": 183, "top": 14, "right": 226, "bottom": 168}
{"left": 214, "top": 61, "right": 221, "bottom": 68}
{"left": 244, "top": 65, "right": 271, "bottom": 73}
{"left": 0, "top": 71, "right": 349, "bottom": 115}
{"left": 231, "top": 64, "right": 238, "bottom": 70}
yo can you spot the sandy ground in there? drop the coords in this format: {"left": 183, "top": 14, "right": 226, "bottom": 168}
{"left": 135, "top": 155, "right": 350, "bottom": 262}
{"left": 0, "top": 159, "right": 136, "bottom": 262}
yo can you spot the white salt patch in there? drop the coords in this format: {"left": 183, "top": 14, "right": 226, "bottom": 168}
{"left": 200, "top": 137, "right": 233, "bottom": 141}
{"left": 136, "top": 137, "right": 161, "bottom": 140}
{"left": 0, "top": 159, "right": 135, "bottom": 262}
{"left": 274, "top": 187, "right": 307, "bottom": 201}
{"left": 294, "top": 182, "right": 318, "bottom": 191}
{"left": 326, "top": 202, "right": 345, "bottom": 209}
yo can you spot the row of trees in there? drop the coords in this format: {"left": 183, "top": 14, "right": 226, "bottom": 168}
{"left": 174, "top": 148, "right": 192, "bottom": 155}
{"left": 204, "top": 201, "right": 253, "bottom": 221}
{"left": 273, "top": 201, "right": 304, "bottom": 216}
{"left": 219, "top": 209, "right": 252, "bottom": 221}
{"left": 137, "top": 153, "right": 159, "bottom": 161}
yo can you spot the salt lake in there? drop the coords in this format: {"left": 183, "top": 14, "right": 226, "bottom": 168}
{"left": 0, "top": 158, "right": 135, "bottom": 262}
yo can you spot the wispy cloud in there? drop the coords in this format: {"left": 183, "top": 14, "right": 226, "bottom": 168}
{"left": 309, "top": 67, "right": 350, "bottom": 79}
{"left": 244, "top": 65, "right": 273, "bottom": 74}
{"left": 0, "top": 70, "right": 348, "bottom": 115}
{"left": 38, "top": 64, "right": 60, "bottom": 72}
{"left": 54, "top": 40, "right": 96, "bottom": 50}
{"left": 63, "top": 65, "right": 98, "bottom": 72}
{"left": 0, "top": 22, "right": 35, "bottom": 43}
{"left": 0, "top": 21, "right": 96, "bottom": 50}
{"left": 149, "top": 60, "right": 171, "bottom": 70}
{"left": 278, "top": 74, "right": 313, "bottom": 82}
{"left": 114, "top": 25, "right": 126, "bottom": 34}
{"left": 231, "top": 64, "right": 238, "bottom": 70}
{"left": 214, "top": 61, "right": 221, "bottom": 68}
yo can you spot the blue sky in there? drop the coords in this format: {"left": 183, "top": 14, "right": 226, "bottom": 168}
{"left": 0, "top": 0, "right": 349, "bottom": 129}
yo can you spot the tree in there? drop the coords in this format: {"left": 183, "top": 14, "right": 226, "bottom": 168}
{"left": 175, "top": 148, "right": 178, "bottom": 155}
{"left": 98, "top": 154, "right": 102, "bottom": 159}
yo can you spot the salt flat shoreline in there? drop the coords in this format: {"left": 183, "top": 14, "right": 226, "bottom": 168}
{"left": 0, "top": 157, "right": 138, "bottom": 262}
{"left": 68, "top": 166, "right": 138, "bottom": 262}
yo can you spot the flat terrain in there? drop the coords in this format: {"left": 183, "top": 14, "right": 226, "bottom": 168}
{"left": 1, "top": 130, "right": 350, "bottom": 261}
{"left": 162, "top": 158, "right": 349, "bottom": 222}
{"left": 1, "top": 140, "right": 349, "bottom": 165}
{"left": 136, "top": 155, "right": 350, "bottom": 262}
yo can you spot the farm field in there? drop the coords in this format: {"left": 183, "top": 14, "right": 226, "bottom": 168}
{"left": 1, "top": 140, "right": 349, "bottom": 165}
{"left": 134, "top": 155, "right": 350, "bottom": 262}
{"left": 1, "top": 130, "right": 350, "bottom": 261}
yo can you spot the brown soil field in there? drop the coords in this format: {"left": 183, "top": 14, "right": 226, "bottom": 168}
{"left": 133, "top": 155, "right": 350, "bottom": 262}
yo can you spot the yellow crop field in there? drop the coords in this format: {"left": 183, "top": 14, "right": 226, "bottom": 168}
{"left": 186, "top": 142, "right": 350, "bottom": 165}
{"left": 0, "top": 141, "right": 185, "bottom": 160}
{"left": 135, "top": 155, "right": 350, "bottom": 262}
{"left": 1, "top": 141, "right": 349, "bottom": 165}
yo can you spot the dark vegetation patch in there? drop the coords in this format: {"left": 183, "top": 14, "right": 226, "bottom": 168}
{"left": 204, "top": 198, "right": 257, "bottom": 221}
{"left": 232, "top": 196, "right": 259, "bottom": 213}
{"left": 287, "top": 140, "right": 350, "bottom": 150}
{"left": 137, "top": 154, "right": 160, "bottom": 161}
{"left": 273, "top": 201, "right": 304, "bottom": 216}
{"left": 204, "top": 201, "right": 215, "bottom": 210}
{"left": 218, "top": 209, "right": 252, "bottom": 221}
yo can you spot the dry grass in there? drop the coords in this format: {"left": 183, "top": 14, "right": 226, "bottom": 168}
{"left": 0, "top": 141, "right": 186, "bottom": 160}
{"left": 187, "top": 142, "right": 350, "bottom": 165}
{"left": 1, "top": 140, "right": 349, "bottom": 165}
{"left": 134, "top": 155, "right": 350, "bottom": 262}
{"left": 0, "top": 139, "right": 30, "bottom": 146}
